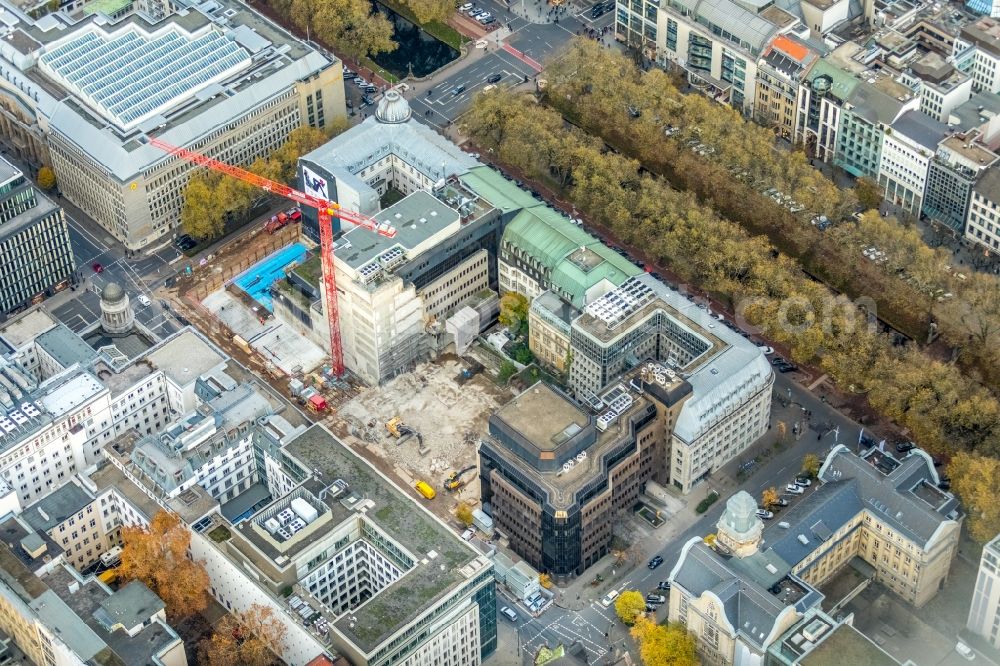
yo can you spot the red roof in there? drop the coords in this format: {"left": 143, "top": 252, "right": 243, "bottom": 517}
{"left": 771, "top": 35, "right": 809, "bottom": 62}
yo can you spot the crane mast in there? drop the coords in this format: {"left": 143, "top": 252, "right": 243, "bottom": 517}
{"left": 149, "top": 136, "right": 396, "bottom": 377}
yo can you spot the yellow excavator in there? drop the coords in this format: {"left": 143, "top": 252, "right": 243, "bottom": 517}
{"left": 386, "top": 417, "right": 423, "bottom": 448}
{"left": 444, "top": 466, "right": 476, "bottom": 491}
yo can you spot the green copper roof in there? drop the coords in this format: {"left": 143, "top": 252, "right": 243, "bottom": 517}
{"left": 805, "top": 59, "right": 859, "bottom": 102}
{"left": 459, "top": 166, "right": 539, "bottom": 213}
{"left": 504, "top": 205, "right": 640, "bottom": 308}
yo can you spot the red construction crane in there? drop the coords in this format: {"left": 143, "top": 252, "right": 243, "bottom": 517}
{"left": 149, "top": 137, "right": 397, "bottom": 376}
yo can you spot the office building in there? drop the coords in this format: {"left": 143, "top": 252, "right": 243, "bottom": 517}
{"left": 0, "top": 513, "right": 186, "bottom": 665}
{"left": 877, "top": 110, "right": 948, "bottom": 215}
{"left": 0, "top": 308, "right": 229, "bottom": 507}
{"left": 965, "top": 163, "right": 1000, "bottom": 251}
{"left": 296, "top": 93, "right": 556, "bottom": 384}
{"left": 953, "top": 17, "right": 1000, "bottom": 94}
{"left": 0, "top": 157, "right": 75, "bottom": 315}
{"left": 100, "top": 422, "right": 497, "bottom": 666}
{"left": 565, "top": 275, "right": 773, "bottom": 493}
{"left": 669, "top": 445, "right": 961, "bottom": 664}
{"left": 638, "top": 0, "right": 819, "bottom": 112}
{"left": 20, "top": 478, "right": 119, "bottom": 572}
{"left": 767, "top": 608, "right": 905, "bottom": 665}
{"left": 479, "top": 369, "right": 691, "bottom": 576}
{"left": 902, "top": 52, "right": 973, "bottom": 122}
{"left": 968, "top": 532, "right": 1000, "bottom": 650}
{"left": 754, "top": 35, "right": 819, "bottom": 138}
{"left": 0, "top": 0, "right": 345, "bottom": 249}
{"left": 922, "top": 130, "right": 998, "bottom": 234}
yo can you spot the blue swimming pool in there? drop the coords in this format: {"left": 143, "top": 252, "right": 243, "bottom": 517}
{"left": 232, "top": 242, "right": 307, "bottom": 311}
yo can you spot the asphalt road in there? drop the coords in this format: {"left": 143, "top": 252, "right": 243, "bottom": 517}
{"left": 410, "top": 52, "right": 537, "bottom": 127}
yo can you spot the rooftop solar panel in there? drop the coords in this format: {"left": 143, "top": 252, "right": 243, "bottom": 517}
{"left": 39, "top": 26, "right": 250, "bottom": 130}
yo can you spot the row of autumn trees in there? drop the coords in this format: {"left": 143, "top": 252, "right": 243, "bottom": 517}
{"left": 542, "top": 40, "right": 1000, "bottom": 390}
{"left": 119, "top": 511, "right": 286, "bottom": 666}
{"left": 461, "top": 82, "right": 1000, "bottom": 543}
{"left": 181, "top": 125, "right": 343, "bottom": 242}
{"left": 614, "top": 591, "right": 698, "bottom": 665}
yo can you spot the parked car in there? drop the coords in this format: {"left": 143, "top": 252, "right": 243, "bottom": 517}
{"left": 756, "top": 509, "right": 774, "bottom": 520}
{"left": 645, "top": 604, "right": 658, "bottom": 613}
{"left": 487, "top": 73, "right": 502, "bottom": 83}
{"left": 955, "top": 642, "right": 976, "bottom": 661}
{"left": 452, "top": 85, "right": 466, "bottom": 95}
{"left": 459, "top": 2, "right": 473, "bottom": 9}
{"left": 777, "top": 363, "right": 798, "bottom": 373}
{"left": 785, "top": 484, "right": 805, "bottom": 495}
{"left": 657, "top": 581, "right": 671, "bottom": 591}
{"left": 771, "top": 357, "right": 786, "bottom": 366}
{"left": 645, "top": 593, "right": 666, "bottom": 604}
{"left": 364, "top": 85, "right": 378, "bottom": 94}
{"left": 758, "top": 345, "right": 775, "bottom": 355}
{"left": 775, "top": 498, "right": 789, "bottom": 507}
{"left": 794, "top": 477, "right": 811, "bottom": 487}
{"left": 647, "top": 555, "right": 664, "bottom": 570}
{"left": 500, "top": 606, "right": 518, "bottom": 622}
{"left": 895, "top": 440, "right": 916, "bottom": 453}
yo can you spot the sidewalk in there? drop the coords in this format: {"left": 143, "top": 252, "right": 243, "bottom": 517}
{"left": 551, "top": 483, "right": 717, "bottom": 612}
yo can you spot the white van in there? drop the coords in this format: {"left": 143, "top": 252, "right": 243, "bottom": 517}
{"left": 601, "top": 590, "right": 620, "bottom": 608}
{"left": 500, "top": 606, "right": 518, "bottom": 622}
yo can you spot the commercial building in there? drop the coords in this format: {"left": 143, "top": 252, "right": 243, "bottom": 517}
{"left": 100, "top": 422, "right": 497, "bottom": 666}
{"left": 965, "top": 162, "right": 1000, "bottom": 251}
{"left": 902, "top": 51, "right": 973, "bottom": 122}
{"left": 566, "top": 275, "right": 773, "bottom": 493}
{"left": 296, "top": 93, "right": 569, "bottom": 384}
{"left": 0, "top": 513, "right": 186, "bottom": 665}
{"left": 754, "top": 35, "right": 819, "bottom": 138}
{"left": 500, "top": 205, "right": 773, "bottom": 494}
{"left": 479, "top": 369, "right": 691, "bottom": 576}
{"left": 669, "top": 445, "right": 961, "bottom": 665}
{"left": 0, "top": 0, "right": 345, "bottom": 249}
{"left": 498, "top": 205, "right": 639, "bottom": 307}
{"left": 21, "top": 478, "right": 119, "bottom": 572}
{"left": 767, "top": 608, "right": 905, "bottom": 665}
{"left": 922, "top": 130, "right": 998, "bottom": 234}
{"left": 953, "top": 17, "right": 1000, "bottom": 94}
{"left": 643, "top": 0, "right": 813, "bottom": 111}
{"left": 0, "top": 157, "right": 75, "bottom": 315}
{"left": 0, "top": 308, "right": 228, "bottom": 507}
{"left": 876, "top": 110, "right": 948, "bottom": 215}
{"left": 968, "top": 532, "right": 1000, "bottom": 650}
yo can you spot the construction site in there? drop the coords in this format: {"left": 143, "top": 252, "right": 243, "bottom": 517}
{"left": 325, "top": 354, "right": 509, "bottom": 521}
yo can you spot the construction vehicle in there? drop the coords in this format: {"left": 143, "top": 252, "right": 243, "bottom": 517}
{"left": 149, "top": 138, "right": 398, "bottom": 377}
{"left": 385, "top": 417, "right": 405, "bottom": 438}
{"left": 415, "top": 481, "right": 436, "bottom": 500}
{"left": 307, "top": 394, "right": 328, "bottom": 413}
{"left": 98, "top": 568, "right": 118, "bottom": 585}
{"left": 444, "top": 466, "right": 476, "bottom": 491}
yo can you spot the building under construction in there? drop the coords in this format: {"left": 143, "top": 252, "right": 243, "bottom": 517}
{"left": 288, "top": 92, "right": 553, "bottom": 385}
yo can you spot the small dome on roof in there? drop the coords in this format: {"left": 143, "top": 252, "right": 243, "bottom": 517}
{"left": 376, "top": 90, "right": 412, "bottom": 124}
{"left": 101, "top": 282, "right": 126, "bottom": 305}
{"left": 719, "top": 491, "right": 760, "bottom": 535}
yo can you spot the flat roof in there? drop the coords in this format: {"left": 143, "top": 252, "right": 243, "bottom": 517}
{"left": 334, "top": 190, "right": 460, "bottom": 273}
{"left": 144, "top": 327, "right": 226, "bottom": 388}
{"left": 3, "top": 0, "right": 334, "bottom": 180}
{"left": 0, "top": 308, "right": 59, "bottom": 348}
{"left": 940, "top": 133, "right": 998, "bottom": 166}
{"left": 493, "top": 384, "right": 589, "bottom": 454}
{"left": 39, "top": 371, "right": 104, "bottom": 419}
{"left": 38, "top": 24, "right": 251, "bottom": 131}
{"left": 801, "top": 624, "right": 899, "bottom": 666}
{"left": 281, "top": 425, "right": 486, "bottom": 655}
